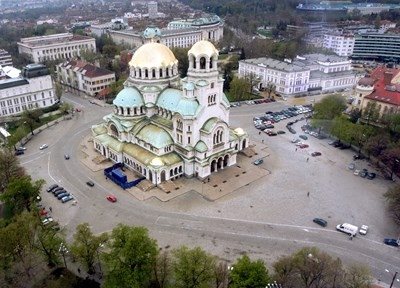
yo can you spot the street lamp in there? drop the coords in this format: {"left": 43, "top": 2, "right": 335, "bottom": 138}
{"left": 59, "top": 242, "right": 69, "bottom": 269}
{"left": 385, "top": 269, "right": 399, "bottom": 288}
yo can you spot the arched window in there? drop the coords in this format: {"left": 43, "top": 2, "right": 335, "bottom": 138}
{"left": 110, "top": 124, "right": 119, "bottom": 138}
{"left": 145, "top": 69, "right": 148, "bottom": 78}
{"left": 193, "top": 56, "right": 196, "bottom": 69}
{"left": 159, "top": 68, "right": 163, "bottom": 78}
{"left": 210, "top": 56, "right": 213, "bottom": 69}
{"left": 139, "top": 69, "right": 142, "bottom": 78}
{"left": 213, "top": 128, "right": 224, "bottom": 145}
{"left": 200, "top": 57, "right": 206, "bottom": 69}
{"left": 166, "top": 68, "right": 169, "bottom": 77}
{"left": 152, "top": 69, "right": 156, "bottom": 78}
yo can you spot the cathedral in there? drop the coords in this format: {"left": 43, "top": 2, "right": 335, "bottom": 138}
{"left": 91, "top": 40, "right": 248, "bottom": 185}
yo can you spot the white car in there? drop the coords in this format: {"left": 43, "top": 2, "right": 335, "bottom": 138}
{"left": 359, "top": 225, "right": 369, "bottom": 235}
{"left": 39, "top": 144, "right": 48, "bottom": 150}
{"left": 353, "top": 169, "right": 360, "bottom": 176}
{"left": 42, "top": 217, "right": 54, "bottom": 225}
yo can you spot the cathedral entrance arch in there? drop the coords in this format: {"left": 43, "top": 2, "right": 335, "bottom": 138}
{"left": 223, "top": 155, "right": 229, "bottom": 167}
{"left": 149, "top": 171, "right": 153, "bottom": 182}
{"left": 160, "top": 170, "right": 166, "bottom": 182}
{"left": 217, "top": 157, "right": 223, "bottom": 169}
{"left": 211, "top": 159, "right": 217, "bottom": 172}
{"left": 242, "top": 139, "right": 247, "bottom": 149}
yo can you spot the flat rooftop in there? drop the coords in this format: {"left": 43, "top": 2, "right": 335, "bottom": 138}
{"left": 241, "top": 58, "right": 308, "bottom": 73}
{"left": 18, "top": 33, "right": 95, "bottom": 47}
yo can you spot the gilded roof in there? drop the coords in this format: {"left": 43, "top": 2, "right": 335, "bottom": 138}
{"left": 136, "top": 124, "right": 173, "bottom": 149}
{"left": 188, "top": 40, "right": 218, "bottom": 58}
{"left": 113, "top": 87, "right": 144, "bottom": 107}
{"left": 129, "top": 42, "right": 178, "bottom": 69}
{"left": 123, "top": 143, "right": 182, "bottom": 166}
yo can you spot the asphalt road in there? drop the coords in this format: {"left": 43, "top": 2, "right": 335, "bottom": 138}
{"left": 20, "top": 93, "right": 400, "bottom": 285}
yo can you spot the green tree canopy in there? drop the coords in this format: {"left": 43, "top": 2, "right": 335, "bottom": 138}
{"left": 313, "top": 94, "right": 346, "bottom": 121}
{"left": 0, "top": 176, "right": 44, "bottom": 217}
{"left": 172, "top": 246, "right": 216, "bottom": 288}
{"left": 103, "top": 225, "right": 157, "bottom": 288}
{"left": 70, "top": 223, "right": 108, "bottom": 275}
{"left": 229, "top": 76, "right": 251, "bottom": 101}
{"left": 230, "top": 254, "right": 270, "bottom": 288}
{"left": 0, "top": 149, "right": 25, "bottom": 194}
{"left": 20, "top": 109, "right": 43, "bottom": 135}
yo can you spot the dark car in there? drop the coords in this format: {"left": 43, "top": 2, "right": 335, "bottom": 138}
{"left": 86, "top": 181, "right": 95, "bottom": 187}
{"left": 54, "top": 189, "right": 67, "bottom": 197}
{"left": 313, "top": 218, "right": 328, "bottom": 227}
{"left": 359, "top": 169, "right": 368, "bottom": 178}
{"left": 52, "top": 187, "right": 64, "bottom": 194}
{"left": 15, "top": 150, "right": 24, "bottom": 156}
{"left": 64, "top": 154, "right": 70, "bottom": 160}
{"left": 299, "top": 135, "right": 308, "bottom": 140}
{"left": 353, "top": 154, "right": 366, "bottom": 160}
{"left": 61, "top": 195, "right": 74, "bottom": 203}
{"left": 384, "top": 238, "right": 399, "bottom": 247}
{"left": 46, "top": 184, "right": 59, "bottom": 192}
{"left": 277, "top": 130, "right": 286, "bottom": 134}
{"left": 311, "top": 152, "right": 322, "bottom": 157}
{"left": 57, "top": 192, "right": 70, "bottom": 200}
{"left": 367, "top": 172, "right": 376, "bottom": 180}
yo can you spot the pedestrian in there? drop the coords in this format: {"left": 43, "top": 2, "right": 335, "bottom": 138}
{"left": 295, "top": 148, "right": 298, "bottom": 152}
{"left": 78, "top": 268, "right": 81, "bottom": 274}
{"left": 349, "top": 235, "right": 353, "bottom": 241}
{"left": 306, "top": 157, "right": 309, "bottom": 162}
{"left": 208, "top": 178, "right": 210, "bottom": 182}
{"left": 307, "top": 192, "right": 310, "bottom": 197}
{"left": 262, "top": 139, "right": 264, "bottom": 143}
{"left": 49, "top": 207, "right": 52, "bottom": 212}
{"left": 219, "top": 188, "right": 222, "bottom": 192}
{"left": 259, "top": 131, "right": 261, "bottom": 135}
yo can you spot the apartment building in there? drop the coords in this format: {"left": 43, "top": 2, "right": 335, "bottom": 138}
{"left": 18, "top": 33, "right": 96, "bottom": 63}
{"left": 239, "top": 54, "right": 356, "bottom": 96}
{"left": 57, "top": 60, "right": 115, "bottom": 97}
{"left": 323, "top": 33, "right": 355, "bottom": 57}
{"left": 0, "top": 64, "right": 56, "bottom": 117}
{"left": 0, "top": 49, "right": 13, "bottom": 67}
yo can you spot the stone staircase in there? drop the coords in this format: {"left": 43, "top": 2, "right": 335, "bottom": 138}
{"left": 158, "top": 180, "right": 179, "bottom": 194}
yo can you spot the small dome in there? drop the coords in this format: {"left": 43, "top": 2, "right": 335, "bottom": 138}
{"left": 150, "top": 157, "right": 164, "bottom": 167}
{"left": 358, "top": 77, "right": 375, "bottom": 87}
{"left": 188, "top": 40, "right": 218, "bottom": 58}
{"left": 129, "top": 42, "right": 177, "bottom": 69}
{"left": 113, "top": 87, "right": 144, "bottom": 107}
{"left": 234, "top": 128, "right": 245, "bottom": 136}
{"left": 143, "top": 26, "right": 162, "bottom": 39}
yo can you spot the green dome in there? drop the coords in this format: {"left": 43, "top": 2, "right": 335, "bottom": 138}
{"left": 136, "top": 124, "right": 173, "bottom": 149}
{"left": 157, "top": 88, "right": 199, "bottom": 116}
{"left": 113, "top": 87, "right": 144, "bottom": 107}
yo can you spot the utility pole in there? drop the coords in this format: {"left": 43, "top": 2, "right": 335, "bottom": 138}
{"left": 389, "top": 271, "right": 398, "bottom": 288}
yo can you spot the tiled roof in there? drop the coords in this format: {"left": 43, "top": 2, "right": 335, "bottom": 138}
{"left": 364, "top": 66, "right": 400, "bottom": 106}
{"left": 61, "top": 60, "right": 114, "bottom": 78}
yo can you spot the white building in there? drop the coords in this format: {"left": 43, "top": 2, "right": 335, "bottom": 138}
{"left": 0, "top": 49, "right": 12, "bottom": 67}
{"left": 0, "top": 64, "right": 57, "bottom": 117}
{"left": 323, "top": 33, "right": 355, "bottom": 57}
{"left": 90, "top": 18, "right": 128, "bottom": 37}
{"left": 109, "top": 15, "right": 223, "bottom": 49}
{"left": 17, "top": 33, "right": 96, "bottom": 63}
{"left": 148, "top": 1, "right": 158, "bottom": 19}
{"left": 91, "top": 40, "right": 249, "bottom": 184}
{"left": 239, "top": 54, "right": 356, "bottom": 96}
{"left": 57, "top": 60, "right": 115, "bottom": 97}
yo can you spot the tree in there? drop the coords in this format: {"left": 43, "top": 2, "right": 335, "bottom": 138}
{"left": 349, "top": 108, "right": 362, "bottom": 124}
{"left": 70, "top": 223, "right": 108, "bottom": 275}
{"left": 384, "top": 185, "right": 400, "bottom": 225}
{"left": 214, "top": 261, "right": 229, "bottom": 288}
{"left": 55, "top": 82, "right": 63, "bottom": 100}
{"left": 344, "top": 264, "right": 372, "bottom": 288}
{"left": 0, "top": 149, "right": 25, "bottom": 194}
{"left": 380, "top": 147, "right": 400, "bottom": 180}
{"left": 59, "top": 102, "right": 73, "bottom": 115}
{"left": 171, "top": 47, "right": 189, "bottom": 78}
{"left": 80, "top": 48, "right": 100, "bottom": 64}
{"left": 383, "top": 113, "right": 400, "bottom": 135}
{"left": 245, "top": 72, "right": 260, "bottom": 94}
{"left": 229, "top": 76, "right": 251, "bottom": 101}
{"left": 152, "top": 250, "right": 172, "bottom": 288}
{"left": 20, "top": 109, "right": 43, "bottom": 135}
{"left": 362, "top": 101, "right": 380, "bottom": 125}
{"left": 0, "top": 176, "right": 44, "bottom": 216}
{"left": 364, "top": 133, "right": 390, "bottom": 157}
{"left": 229, "top": 255, "right": 270, "bottom": 288}
{"left": 266, "top": 82, "right": 276, "bottom": 99}
{"left": 34, "top": 222, "right": 64, "bottom": 268}
{"left": 103, "top": 225, "right": 157, "bottom": 288}
{"left": 312, "top": 94, "right": 346, "bottom": 132}
{"left": 172, "top": 246, "right": 216, "bottom": 288}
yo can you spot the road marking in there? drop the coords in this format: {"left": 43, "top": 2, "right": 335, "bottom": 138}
{"left": 47, "top": 152, "right": 58, "bottom": 183}
{"left": 21, "top": 153, "right": 48, "bottom": 165}
{"left": 303, "top": 229, "right": 309, "bottom": 232}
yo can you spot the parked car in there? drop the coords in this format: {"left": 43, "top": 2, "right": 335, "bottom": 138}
{"left": 17, "top": 146, "right": 26, "bottom": 151}
{"left": 359, "top": 225, "right": 369, "bottom": 235}
{"left": 353, "top": 154, "right": 366, "bottom": 160}
{"left": 367, "top": 172, "right": 376, "bottom": 180}
{"left": 348, "top": 163, "right": 355, "bottom": 170}
{"left": 353, "top": 169, "right": 360, "bottom": 176}
{"left": 15, "top": 150, "right": 24, "bottom": 156}
{"left": 299, "top": 135, "right": 308, "bottom": 140}
{"left": 313, "top": 218, "right": 327, "bottom": 227}
{"left": 54, "top": 189, "right": 67, "bottom": 197}
{"left": 299, "top": 144, "right": 309, "bottom": 149}
{"left": 311, "top": 152, "right": 321, "bottom": 157}
{"left": 291, "top": 138, "right": 301, "bottom": 143}
{"left": 359, "top": 169, "right": 368, "bottom": 178}
{"left": 64, "top": 154, "right": 70, "bottom": 160}
{"left": 106, "top": 195, "right": 117, "bottom": 203}
{"left": 52, "top": 187, "right": 64, "bottom": 194}
{"left": 253, "top": 159, "right": 263, "bottom": 165}
{"left": 383, "top": 238, "right": 399, "bottom": 247}
{"left": 57, "top": 192, "right": 70, "bottom": 200}
{"left": 61, "top": 195, "right": 74, "bottom": 203}
{"left": 42, "top": 217, "right": 54, "bottom": 225}
{"left": 86, "top": 181, "right": 95, "bottom": 187}
{"left": 46, "top": 184, "right": 59, "bottom": 192}
{"left": 277, "top": 130, "right": 286, "bottom": 134}
{"left": 39, "top": 144, "right": 48, "bottom": 150}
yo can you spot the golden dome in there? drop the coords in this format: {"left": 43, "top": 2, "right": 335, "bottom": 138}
{"left": 234, "top": 128, "right": 245, "bottom": 136}
{"left": 188, "top": 40, "right": 218, "bottom": 58}
{"left": 129, "top": 42, "right": 178, "bottom": 69}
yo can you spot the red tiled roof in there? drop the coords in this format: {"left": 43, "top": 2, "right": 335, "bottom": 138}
{"left": 364, "top": 66, "right": 400, "bottom": 106}
{"left": 62, "top": 60, "right": 114, "bottom": 78}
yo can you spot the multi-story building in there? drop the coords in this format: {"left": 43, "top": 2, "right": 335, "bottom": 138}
{"left": 90, "top": 18, "right": 128, "bottom": 37}
{"left": 352, "top": 34, "right": 400, "bottom": 63}
{"left": 323, "top": 33, "right": 355, "bottom": 57}
{"left": 239, "top": 54, "right": 356, "bottom": 96}
{"left": 109, "top": 15, "right": 223, "bottom": 49}
{"left": 0, "top": 64, "right": 57, "bottom": 117}
{"left": 148, "top": 1, "right": 158, "bottom": 19}
{"left": 0, "top": 49, "right": 13, "bottom": 67}
{"left": 355, "top": 66, "right": 400, "bottom": 117}
{"left": 17, "top": 33, "right": 96, "bottom": 63}
{"left": 57, "top": 60, "right": 115, "bottom": 97}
